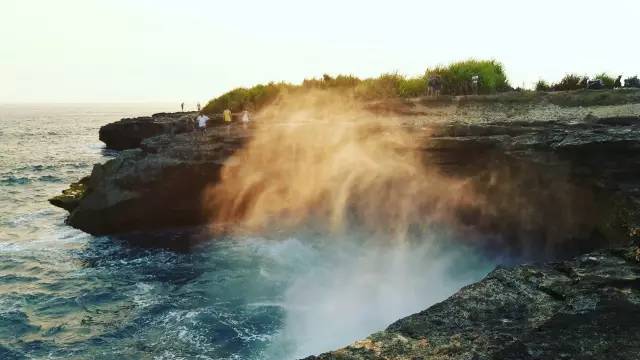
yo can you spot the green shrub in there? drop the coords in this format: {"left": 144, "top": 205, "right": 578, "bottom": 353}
{"left": 398, "top": 77, "right": 427, "bottom": 97}
{"left": 595, "top": 73, "right": 615, "bottom": 89}
{"left": 302, "top": 74, "right": 361, "bottom": 89}
{"left": 551, "top": 74, "right": 584, "bottom": 91}
{"left": 535, "top": 80, "right": 551, "bottom": 92}
{"left": 425, "top": 59, "right": 510, "bottom": 95}
{"left": 354, "top": 73, "right": 404, "bottom": 100}
{"left": 625, "top": 76, "right": 640, "bottom": 88}
{"left": 201, "top": 82, "right": 289, "bottom": 114}
{"left": 202, "top": 59, "right": 512, "bottom": 113}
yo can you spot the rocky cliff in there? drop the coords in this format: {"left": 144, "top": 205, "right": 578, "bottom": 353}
{"left": 51, "top": 100, "right": 640, "bottom": 246}
{"left": 98, "top": 111, "right": 197, "bottom": 150}
{"left": 51, "top": 125, "right": 248, "bottom": 234}
{"left": 49, "top": 92, "right": 640, "bottom": 358}
{"left": 305, "top": 246, "right": 640, "bottom": 360}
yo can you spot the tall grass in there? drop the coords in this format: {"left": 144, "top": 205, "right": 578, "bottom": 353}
{"left": 625, "top": 76, "right": 640, "bottom": 88}
{"left": 539, "top": 73, "right": 640, "bottom": 92}
{"left": 202, "top": 59, "right": 512, "bottom": 114}
{"left": 551, "top": 74, "right": 585, "bottom": 91}
{"left": 426, "top": 59, "right": 510, "bottom": 95}
{"left": 594, "top": 73, "right": 615, "bottom": 89}
{"left": 535, "top": 80, "right": 551, "bottom": 92}
{"left": 201, "top": 82, "right": 291, "bottom": 114}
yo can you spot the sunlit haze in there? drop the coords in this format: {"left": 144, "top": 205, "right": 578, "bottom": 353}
{"left": 2, "top": 0, "right": 638, "bottom": 103}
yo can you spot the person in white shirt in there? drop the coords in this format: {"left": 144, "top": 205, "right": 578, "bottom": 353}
{"left": 241, "top": 110, "right": 250, "bottom": 129}
{"left": 195, "top": 114, "right": 209, "bottom": 135}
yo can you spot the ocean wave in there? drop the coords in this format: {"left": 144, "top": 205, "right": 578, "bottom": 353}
{"left": 0, "top": 310, "right": 40, "bottom": 338}
{"left": 0, "top": 274, "right": 39, "bottom": 283}
{"left": 37, "top": 175, "right": 63, "bottom": 183}
{"left": 0, "top": 176, "right": 31, "bottom": 186}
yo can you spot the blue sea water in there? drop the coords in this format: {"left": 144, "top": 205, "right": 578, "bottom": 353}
{"left": 0, "top": 104, "right": 495, "bottom": 359}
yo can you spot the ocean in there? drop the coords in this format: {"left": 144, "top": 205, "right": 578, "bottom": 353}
{"left": 0, "top": 104, "right": 494, "bottom": 359}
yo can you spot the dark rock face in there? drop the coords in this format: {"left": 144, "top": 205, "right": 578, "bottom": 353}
{"left": 48, "top": 176, "right": 89, "bottom": 211}
{"left": 52, "top": 113, "right": 640, "bottom": 244}
{"left": 306, "top": 247, "right": 640, "bottom": 360}
{"left": 60, "top": 126, "right": 248, "bottom": 235}
{"left": 98, "top": 112, "right": 196, "bottom": 150}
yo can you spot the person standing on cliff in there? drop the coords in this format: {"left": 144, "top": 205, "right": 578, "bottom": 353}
{"left": 181, "top": 102, "right": 185, "bottom": 112}
{"left": 223, "top": 109, "right": 232, "bottom": 123}
{"left": 196, "top": 113, "right": 209, "bottom": 136}
{"left": 471, "top": 75, "right": 480, "bottom": 95}
{"left": 223, "top": 109, "right": 232, "bottom": 135}
{"left": 241, "top": 109, "right": 250, "bottom": 130}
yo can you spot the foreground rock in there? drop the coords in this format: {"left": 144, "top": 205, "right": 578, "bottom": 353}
{"left": 99, "top": 111, "right": 197, "bottom": 150}
{"left": 306, "top": 246, "right": 640, "bottom": 359}
{"left": 52, "top": 125, "right": 248, "bottom": 234}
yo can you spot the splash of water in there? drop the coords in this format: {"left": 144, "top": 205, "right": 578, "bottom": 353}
{"left": 204, "top": 90, "right": 478, "bottom": 240}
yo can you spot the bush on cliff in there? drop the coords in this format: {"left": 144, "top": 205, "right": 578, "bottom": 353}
{"left": 624, "top": 76, "right": 640, "bottom": 88}
{"left": 202, "top": 82, "right": 290, "bottom": 114}
{"left": 302, "top": 74, "right": 361, "bottom": 89}
{"left": 595, "top": 73, "right": 616, "bottom": 89}
{"left": 551, "top": 74, "right": 585, "bottom": 91}
{"left": 535, "top": 80, "right": 551, "bottom": 92}
{"left": 425, "top": 59, "right": 510, "bottom": 95}
{"left": 203, "top": 59, "right": 510, "bottom": 114}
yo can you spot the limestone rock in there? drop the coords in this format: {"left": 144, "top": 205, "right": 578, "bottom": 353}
{"left": 98, "top": 112, "right": 197, "bottom": 150}
{"left": 307, "top": 247, "right": 640, "bottom": 359}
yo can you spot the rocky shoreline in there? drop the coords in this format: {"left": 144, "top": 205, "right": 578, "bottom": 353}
{"left": 49, "top": 91, "right": 640, "bottom": 359}
{"left": 306, "top": 246, "right": 640, "bottom": 360}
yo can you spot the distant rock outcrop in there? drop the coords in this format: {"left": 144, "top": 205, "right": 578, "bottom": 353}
{"left": 98, "top": 112, "right": 196, "bottom": 150}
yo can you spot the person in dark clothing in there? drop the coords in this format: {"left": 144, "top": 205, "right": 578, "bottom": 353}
{"left": 614, "top": 75, "right": 622, "bottom": 89}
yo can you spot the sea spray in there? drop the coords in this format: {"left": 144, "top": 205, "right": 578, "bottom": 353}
{"left": 203, "top": 90, "right": 480, "bottom": 240}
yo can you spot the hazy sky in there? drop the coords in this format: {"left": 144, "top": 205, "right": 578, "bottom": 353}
{"left": 2, "top": 0, "right": 639, "bottom": 103}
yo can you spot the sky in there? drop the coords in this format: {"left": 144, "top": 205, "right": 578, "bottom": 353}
{"left": 1, "top": 0, "right": 639, "bottom": 104}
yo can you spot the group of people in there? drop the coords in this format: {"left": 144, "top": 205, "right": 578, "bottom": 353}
{"left": 194, "top": 109, "right": 251, "bottom": 135}
{"left": 180, "top": 102, "right": 202, "bottom": 112}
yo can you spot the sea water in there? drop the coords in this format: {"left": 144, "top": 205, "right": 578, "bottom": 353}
{"left": 0, "top": 104, "right": 495, "bottom": 359}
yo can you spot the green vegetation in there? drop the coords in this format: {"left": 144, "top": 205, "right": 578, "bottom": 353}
{"left": 549, "top": 74, "right": 585, "bottom": 91}
{"left": 595, "top": 73, "right": 616, "bottom": 89}
{"left": 625, "top": 76, "right": 640, "bottom": 88}
{"left": 202, "top": 60, "right": 640, "bottom": 115}
{"left": 535, "top": 80, "right": 551, "bottom": 92}
{"left": 202, "top": 59, "right": 510, "bottom": 114}
{"left": 201, "top": 82, "right": 289, "bottom": 114}
{"left": 536, "top": 73, "right": 640, "bottom": 92}
{"left": 425, "top": 59, "right": 510, "bottom": 95}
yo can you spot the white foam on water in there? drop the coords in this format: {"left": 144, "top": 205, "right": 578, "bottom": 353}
{"left": 256, "top": 233, "right": 495, "bottom": 359}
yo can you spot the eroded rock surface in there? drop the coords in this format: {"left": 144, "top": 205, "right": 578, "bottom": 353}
{"left": 99, "top": 112, "right": 197, "bottom": 150}
{"left": 306, "top": 247, "right": 640, "bottom": 360}
{"left": 51, "top": 101, "right": 640, "bottom": 240}
{"left": 58, "top": 126, "right": 248, "bottom": 234}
